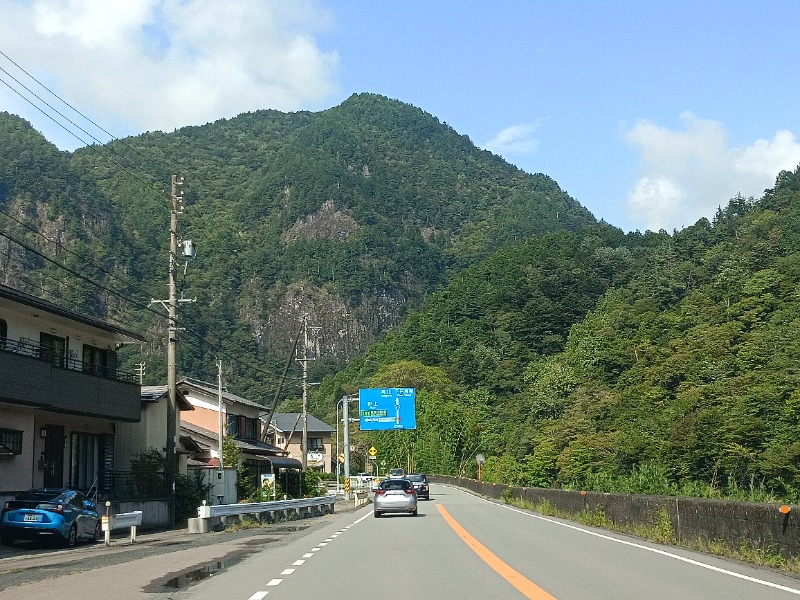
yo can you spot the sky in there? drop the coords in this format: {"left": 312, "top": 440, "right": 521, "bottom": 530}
{"left": 1, "top": 0, "right": 800, "bottom": 233}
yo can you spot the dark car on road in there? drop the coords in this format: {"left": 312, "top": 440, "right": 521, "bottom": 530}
{"left": 406, "top": 473, "right": 430, "bottom": 500}
{"left": 0, "top": 488, "right": 101, "bottom": 547}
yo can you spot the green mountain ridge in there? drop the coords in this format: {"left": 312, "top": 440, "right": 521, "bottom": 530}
{"left": 6, "top": 92, "right": 798, "bottom": 501}
{"left": 0, "top": 93, "right": 595, "bottom": 399}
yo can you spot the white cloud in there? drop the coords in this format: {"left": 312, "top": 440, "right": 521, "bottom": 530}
{"left": 485, "top": 122, "right": 540, "bottom": 157}
{"left": 625, "top": 112, "right": 800, "bottom": 232}
{"left": 0, "top": 0, "right": 338, "bottom": 149}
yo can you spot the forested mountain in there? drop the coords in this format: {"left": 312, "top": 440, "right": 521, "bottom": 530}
{"left": 5, "top": 92, "right": 799, "bottom": 502}
{"left": 335, "top": 169, "right": 800, "bottom": 503}
{"left": 0, "top": 93, "right": 596, "bottom": 401}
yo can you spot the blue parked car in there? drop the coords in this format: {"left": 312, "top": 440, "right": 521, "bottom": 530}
{"left": 0, "top": 488, "right": 101, "bottom": 547}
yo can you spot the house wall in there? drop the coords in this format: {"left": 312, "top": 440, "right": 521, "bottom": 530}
{"left": 182, "top": 401, "right": 221, "bottom": 433}
{"left": 0, "top": 403, "right": 113, "bottom": 504}
{"left": 115, "top": 401, "right": 170, "bottom": 471}
{"left": 1, "top": 303, "right": 123, "bottom": 370}
{"left": 182, "top": 391, "right": 263, "bottom": 437}
{"left": 0, "top": 404, "right": 35, "bottom": 501}
{"left": 281, "top": 431, "right": 333, "bottom": 474}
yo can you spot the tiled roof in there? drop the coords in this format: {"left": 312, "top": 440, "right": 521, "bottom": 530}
{"left": 271, "top": 412, "right": 334, "bottom": 433}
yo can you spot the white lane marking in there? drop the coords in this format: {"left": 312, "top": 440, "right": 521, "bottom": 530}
{"left": 318, "top": 542, "right": 328, "bottom": 546}
{"left": 244, "top": 507, "right": 372, "bottom": 600}
{"left": 466, "top": 488, "right": 800, "bottom": 595}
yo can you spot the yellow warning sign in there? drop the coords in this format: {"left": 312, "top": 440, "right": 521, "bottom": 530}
{"left": 369, "top": 446, "right": 378, "bottom": 456}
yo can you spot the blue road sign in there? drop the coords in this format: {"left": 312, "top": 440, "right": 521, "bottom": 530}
{"left": 359, "top": 388, "right": 417, "bottom": 430}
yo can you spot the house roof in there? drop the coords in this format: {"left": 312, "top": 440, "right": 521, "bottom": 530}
{"left": 0, "top": 283, "right": 146, "bottom": 342}
{"left": 271, "top": 412, "right": 334, "bottom": 434}
{"left": 180, "top": 421, "right": 286, "bottom": 455}
{"left": 141, "top": 385, "right": 194, "bottom": 411}
{"left": 177, "top": 378, "right": 266, "bottom": 410}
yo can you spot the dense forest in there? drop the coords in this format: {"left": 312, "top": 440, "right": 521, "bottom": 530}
{"left": 2, "top": 93, "right": 800, "bottom": 502}
{"left": 330, "top": 173, "right": 800, "bottom": 503}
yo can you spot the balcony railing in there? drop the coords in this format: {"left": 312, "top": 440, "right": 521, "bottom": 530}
{"left": 0, "top": 337, "right": 138, "bottom": 384}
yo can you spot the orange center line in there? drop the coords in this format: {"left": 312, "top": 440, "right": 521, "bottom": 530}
{"left": 437, "top": 503, "right": 558, "bottom": 600}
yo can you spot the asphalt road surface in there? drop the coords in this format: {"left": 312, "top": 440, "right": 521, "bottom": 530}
{"left": 3, "top": 484, "right": 800, "bottom": 599}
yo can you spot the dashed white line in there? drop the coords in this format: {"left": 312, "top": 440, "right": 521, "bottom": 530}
{"left": 242, "top": 511, "right": 372, "bottom": 600}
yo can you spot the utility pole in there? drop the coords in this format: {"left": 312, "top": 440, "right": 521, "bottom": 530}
{"left": 298, "top": 317, "right": 311, "bottom": 471}
{"left": 296, "top": 316, "right": 320, "bottom": 472}
{"left": 150, "top": 175, "right": 195, "bottom": 524}
{"left": 217, "top": 360, "right": 224, "bottom": 471}
{"left": 343, "top": 395, "right": 351, "bottom": 499}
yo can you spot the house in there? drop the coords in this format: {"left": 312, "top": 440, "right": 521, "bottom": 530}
{"left": 0, "top": 284, "right": 144, "bottom": 505}
{"left": 114, "top": 385, "right": 194, "bottom": 474}
{"left": 268, "top": 413, "right": 335, "bottom": 474}
{"left": 177, "top": 378, "right": 302, "bottom": 497}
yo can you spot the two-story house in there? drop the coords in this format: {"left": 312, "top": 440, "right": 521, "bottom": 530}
{"left": 268, "top": 413, "right": 335, "bottom": 474}
{"left": 0, "top": 284, "right": 144, "bottom": 505}
{"left": 177, "top": 378, "right": 301, "bottom": 494}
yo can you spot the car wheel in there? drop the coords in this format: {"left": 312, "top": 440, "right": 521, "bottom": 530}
{"left": 374, "top": 510, "right": 382, "bottom": 518}
{"left": 412, "top": 509, "right": 418, "bottom": 516}
{"left": 92, "top": 521, "right": 102, "bottom": 543}
{"left": 64, "top": 524, "right": 78, "bottom": 548}
{"left": 0, "top": 530, "right": 14, "bottom": 546}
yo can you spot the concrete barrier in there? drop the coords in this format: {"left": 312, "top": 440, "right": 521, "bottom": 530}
{"left": 433, "top": 475, "right": 800, "bottom": 558}
{"left": 354, "top": 490, "right": 369, "bottom": 508}
{"left": 101, "top": 510, "right": 143, "bottom": 545}
{"left": 188, "top": 495, "right": 336, "bottom": 534}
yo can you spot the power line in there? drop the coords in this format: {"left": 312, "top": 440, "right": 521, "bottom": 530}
{"left": 0, "top": 50, "right": 304, "bottom": 389}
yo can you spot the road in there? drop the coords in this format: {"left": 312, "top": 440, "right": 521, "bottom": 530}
{"left": 4, "top": 484, "right": 800, "bottom": 599}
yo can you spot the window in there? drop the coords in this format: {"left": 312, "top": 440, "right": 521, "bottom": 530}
{"left": 82, "top": 344, "right": 117, "bottom": 377}
{"left": 243, "top": 417, "right": 258, "bottom": 439}
{"left": 0, "top": 428, "right": 23, "bottom": 455}
{"left": 70, "top": 432, "right": 104, "bottom": 490}
{"left": 227, "top": 414, "right": 259, "bottom": 439}
{"left": 308, "top": 437, "right": 324, "bottom": 451}
{"left": 0, "top": 317, "right": 7, "bottom": 349}
{"left": 39, "top": 333, "right": 66, "bottom": 367}
{"left": 226, "top": 414, "right": 239, "bottom": 437}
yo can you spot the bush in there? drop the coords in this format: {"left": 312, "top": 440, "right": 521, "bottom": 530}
{"left": 175, "top": 471, "right": 212, "bottom": 524}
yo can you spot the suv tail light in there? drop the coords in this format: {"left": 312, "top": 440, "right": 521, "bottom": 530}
{"left": 375, "top": 489, "right": 385, "bottom": 495}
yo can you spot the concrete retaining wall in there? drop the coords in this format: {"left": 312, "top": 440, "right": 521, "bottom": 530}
{"left": 434, "top": 476, "right": 800, "bottom": 558}
{"left": 112, "top": 499, "right": 170, "bottom": 531}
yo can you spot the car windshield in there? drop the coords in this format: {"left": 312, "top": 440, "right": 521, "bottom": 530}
{"left": 406, "top": 474, "right": 426, "bottom": 482}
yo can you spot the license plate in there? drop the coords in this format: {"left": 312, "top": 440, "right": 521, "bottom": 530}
{"left": 24, "top": 514, "right": 40, "bottom": 522}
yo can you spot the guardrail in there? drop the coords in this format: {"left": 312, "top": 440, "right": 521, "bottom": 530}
{"left": 101, "top": 510, "right": 143, "bottom": 545}
{"left": 189, "top": 495, "right": 336, "bottom": 534}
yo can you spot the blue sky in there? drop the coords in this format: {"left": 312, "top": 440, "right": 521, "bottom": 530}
{"left": 1, "top": 1, "right": 799, "bottom": 233}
